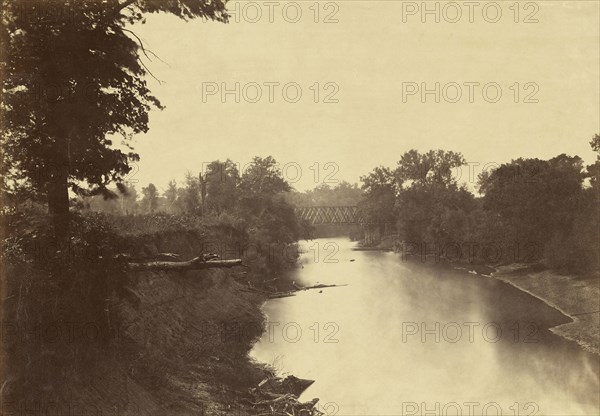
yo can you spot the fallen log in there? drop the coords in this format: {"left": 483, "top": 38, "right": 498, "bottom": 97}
{"left": 116, "top": 252, "right": 182, "bottom": 261}
{"left": 240, "top": 288, "right": 272, "bottom": 295}
{"left": 268, "top": 292, "right": 297, "bottom": 299}
{"left": 300, "top": 283, "right": 348, "bottom": 291}
{"left": 127, "top": 257, "right": 242, "bottom": 271}
{"left": 267, "top": 283, "right": 347, "bottom": 298}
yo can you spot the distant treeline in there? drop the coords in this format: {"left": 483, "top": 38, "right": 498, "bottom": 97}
{"left": 357, "top": 136, "right": 600, "bottom": 272}
{"left": 284, "top": 182, "right": 363, "bottom": 207}
{"left": 81, "top": 172, "right": 364, "bottom": 240}
{"left": 78, "top": 156, "right": 310, "bottom": 245}
{"left": 77, "top": 136, "right": 600, "bottom": 272}
{"left": 81, "top": 178, "right": 363, "bottom": 215}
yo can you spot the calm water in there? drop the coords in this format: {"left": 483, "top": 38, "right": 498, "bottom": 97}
{"left": 250, "top": 238, "right": 600, "bottom": 416}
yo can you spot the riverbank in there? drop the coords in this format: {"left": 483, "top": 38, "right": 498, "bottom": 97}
{"left": 0, "top": 213, "right": 322, "bottom": 415}
{"left": 358, "top": 236, "right": 600, "bottom": 355}
{"left": 253, "top": 237, "right": 600, "bottom": 414}
{"left": 491, "top": 264, "right": 600, "bottom": 356}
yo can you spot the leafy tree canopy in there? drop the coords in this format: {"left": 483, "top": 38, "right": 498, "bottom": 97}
{"left": 1, "top": 0, "right": 228, "bottom": 238}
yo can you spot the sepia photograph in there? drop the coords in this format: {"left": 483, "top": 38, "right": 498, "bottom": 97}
{"left": 1, "top": 0, "right": 599, "bottom": 415}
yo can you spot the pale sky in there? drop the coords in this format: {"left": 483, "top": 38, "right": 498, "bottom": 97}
{"left": 124, "top": 0, "right": 600, "bottom": 192}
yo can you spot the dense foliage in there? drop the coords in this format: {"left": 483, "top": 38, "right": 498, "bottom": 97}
{"left": 1, "top": 0, "right": 228, "bottom": 240}
{"left": 357, "top": 139, "right": 600, "bottom": 272}
{"left": 75, "top": 156, "right": 307, "bottom": 272}
{"left": 285, "top": 181, "right": 363, "bottom": 207}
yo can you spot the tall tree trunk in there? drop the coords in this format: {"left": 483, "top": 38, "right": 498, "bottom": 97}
{"left": 47, "top": 168, "right": 69, "bottom": 244}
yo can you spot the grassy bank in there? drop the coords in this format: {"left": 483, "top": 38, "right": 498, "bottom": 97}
{"left": 492, "top": 264, "right": 600, "bottom": 356}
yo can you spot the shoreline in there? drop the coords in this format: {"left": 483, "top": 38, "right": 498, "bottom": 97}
{"left": 489, "top": 264, "right": 600, "bottom": 356}
{"left": 359, "top": 238, "right": 600, "bottom": 356}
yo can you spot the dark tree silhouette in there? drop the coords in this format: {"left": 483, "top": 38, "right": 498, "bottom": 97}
{"left": 204, "top": 159, "right": 239, "bottom": 214}
{"left": 141, "top": 183, "right": 159, "bottom": 213}
{"left": 0, "top": 0, "right": 228, "bottom": 241}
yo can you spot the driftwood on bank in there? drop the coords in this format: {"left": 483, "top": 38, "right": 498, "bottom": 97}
{"left": 244, "top": 376, "right": 322, "bottom": 414}
{"left": 267, "top": 283, "right": 348, "bottom": 299}
{"left": 304, "top": 283, "right": 348, "bottom": 290}
{"left": 127, "top": 256, "right": 242, "bottom": 271}
{"left": 240, "top": 282, "right": 348, "bottom": 299}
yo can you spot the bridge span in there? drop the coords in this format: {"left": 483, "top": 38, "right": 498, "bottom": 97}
{"left": 295, "top": 206, "right": 361, "bottom": 225}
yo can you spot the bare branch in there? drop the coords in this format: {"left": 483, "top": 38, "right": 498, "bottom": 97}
{"left": 121, "top": 28, "right": 167, "bottom": 84}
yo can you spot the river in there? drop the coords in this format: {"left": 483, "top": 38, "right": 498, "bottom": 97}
{"left": 250, "top": 238, "right": 600, "bottom": 415}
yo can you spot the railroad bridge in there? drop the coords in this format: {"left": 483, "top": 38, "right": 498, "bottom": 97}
{"left": 295, "top": 206, "right": 362, "bottom": 225}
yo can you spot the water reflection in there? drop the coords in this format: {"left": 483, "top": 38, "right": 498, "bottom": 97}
{"left": 250, "top": 238, "right": 600, "bottom": 415}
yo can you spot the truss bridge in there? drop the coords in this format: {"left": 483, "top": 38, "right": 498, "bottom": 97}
{"left": 295, "top": 206, "right": 362, "bottom": 225}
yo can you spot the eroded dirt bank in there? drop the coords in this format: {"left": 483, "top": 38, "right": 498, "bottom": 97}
{"left": 1, "top": 228, "right": 322, "bottom": 415}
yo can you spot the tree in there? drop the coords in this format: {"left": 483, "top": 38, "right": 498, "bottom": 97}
{"left": 587, "top": 134, "right": 600, "bottom": 189}
{"left": 120, "top": 183, "right": 139, "bottom": 215}
{"left": 141, "top": 183, "right": 158, "bottom": 213}
{"left": 393, "top": 150, "right": 471, "bottom": 242}
{"left": 0, "top": 0, "right": 228, "bottom": 241}
{"left": 357, "top": 166, "right": 398, "bottom": 227}
{"left": 203, "top": 159, "right": 239, "bottom": 214}
{"left": 180, "top": 172, "right": 202, "bottom": 215}
{"left": 329, "top": 181, "right": 362, "bottom": 206}
{"left": 357, "top": 150, "right": 473, "bottom": 243}
{"left": 237, "top": 156, "right": 300, "bottom": 242}
{"left": 163, "top": 180, "right": 179, "bottom": 214}
{"left": 478, "top": 155, "right": 586, "bottom": 244}
{"left": 395, "top": 182, "right": 475, "bottom": 243}
{"left": 546, "top": 139, "right": 599, "bottom": 271}
{"left": 238, "top": 156, "right": 290, "bottom": 200}
{"left": 395, "top": 149, "right": 465, "bottom": 188}
{"left": 287, "top": 181, "right": 362, "bottom": 207}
